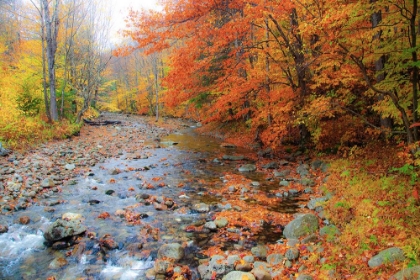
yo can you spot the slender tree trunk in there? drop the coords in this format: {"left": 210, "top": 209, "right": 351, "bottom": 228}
{"left": 371, "top": 1, "right": 393, "bottom": 132}
{"left": 40, "top": 9, "right": 51, "bottom": 122}
{"left": 410, "top": 0, "right": 419, "bottom": 141}
{"left": 42, "top": 0, "right": 60, "bottom": 121}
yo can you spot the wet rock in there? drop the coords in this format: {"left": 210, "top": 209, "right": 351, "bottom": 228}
{"left": 19, "top": 216, "right": 30, "bottom": 225}
{"left": 154, "top": 259, "right": 172, "bottom": 274}
{"left": 192, "top": 203, "right": 210, "bottom": 213}
{"left": 0, "top": 224, "right": 8, "bottom": 233}
{"left": 368, "top": 247, "right": 405, "bottom": 268}
{"left": 251, "top": 245, "right": 268, "bottom": 258}
{"left": 101, "top": 237, "right": 119, "bottom": 250}
{"left": 52, "top": 241, "right": 70, "bottom": 250}
{"left": 62, "top": 212, "right": 83, "bottom": 221}
{"left": 215, "top": 217, "right": 229, "bottom": 228}
{"left": 157, "top": 243, "right": 184, "bottom": 262}
{"left": 222, "top": 271, "right": 256, "bottom": 280}
{"left": 238, "top": 164, "right": 256, "bottom": 172}
{"left": 48, "top": 257, "right": 68, "bottom": 269}
{"left": 109, "top": 168, "right": 121, "bottom": 175}
{"left": 105, "top": 190, "right": 115, "bottom": 195}
{"left": 262, "top": 162, "right": 278, "bottom": 169}
{"left": 43, "top": 219, "right": 87, "bottom": 243}
{"left": 391, "top": 265, "right": 420, "bottom": 280}
{"left": 285, "top": 248, "right": 300, "bottom": 260}
{"left": 154, "top": 202, "right": 168, "bottom": 211}
{"left": 283, "top": 214, "right": 319, "bottom": 239}
{"left": 222, "top": 155, "right": 246, "bottom": 161}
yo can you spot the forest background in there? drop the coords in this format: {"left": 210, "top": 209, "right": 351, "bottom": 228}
{"left": 0, "top": 0, "right": 419, "bottom": 277}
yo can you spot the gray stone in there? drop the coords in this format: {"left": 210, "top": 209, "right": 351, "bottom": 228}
{"left": 368, "top": 247, "right": 405, "bottom": 268}
{"left": 296, "top": 164, "right": 309, "bottom": 177}
{"left": 64, "top": 163, "right": 76, "bottom": 170}
{"left": 215, "top": 217, "right": 229, "bottom": 228}
{"left": 192, "top": 203, "right": 210, "bottom": 213}
{"left": 41, "top": 178, "right": 55, "bottom": 188}
{"left": 307, "top": 197, "right": 328, "bottom": 210}
{"left": 238, "top": 164, "right": 256, "bottom": 172}
{"left": 283, "top": 214, "right": 319, "bottom": 239}
{"left": 223, "top": 155, "right": 246, "bottom": 161}
{"left": 391, "top": 265, "right": 420, "bottom": 280}
{"left": 157, "top": 243, "right": 184, "bottom": 262}
{"left": 251, "top": 268, "right": 272, "bottom": 280}
{"left": 43, "top": 219, "right": 87, "bottom": 242}
{"left": 273, "top": 170, "right": 290, "bottom": 177}
{"left": 279, "top": 180, "right": 289, "bottom": 187}
{"left": 204, "top": 221, "right": 217, "bottom": 230}
{"left": 267, "top": 254, "right": 284, "bottom": 266}
{"left": 262, "top": 162, "right": 278, "bottom": 169}
{"left": 285, "top": 248, "right": 300, "bottom": 260}
{"left": 222, "top": 271, "right": 256, "bottom": 280}
{"left": 251, "top": 245, "right": 268, "bottom": 258}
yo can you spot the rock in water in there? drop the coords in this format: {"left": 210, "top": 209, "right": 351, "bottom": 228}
{"left": 157, "top": 243, "right": 184, "bottom": 262}
{"left": 43, "top": 219, "right": 87, "bottom": 243}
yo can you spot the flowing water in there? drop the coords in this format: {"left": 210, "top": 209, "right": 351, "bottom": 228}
{"left": 0, "top": 121, "right": 303, "bottom": 279}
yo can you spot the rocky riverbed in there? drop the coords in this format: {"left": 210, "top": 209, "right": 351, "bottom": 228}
{"left": 0, "top": 114, "right": 415, "bottom": 280}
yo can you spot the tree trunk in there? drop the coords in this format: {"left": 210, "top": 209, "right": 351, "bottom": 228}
{"left": 41, "top": 0, "right": 60, "bottom": 121}
{"left": 371, "top": 2, "right": 393, "bottom": 132}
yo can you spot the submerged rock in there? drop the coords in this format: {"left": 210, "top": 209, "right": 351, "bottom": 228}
{"left": 0, "top": 224, "right": 8, "bottom": 233}
{"left": 238, "top": 164, "right": 257, "bottom": 172}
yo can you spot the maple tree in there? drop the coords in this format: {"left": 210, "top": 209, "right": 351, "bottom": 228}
{"left": 119, "top": 0, "right": 420, "bottom": 151}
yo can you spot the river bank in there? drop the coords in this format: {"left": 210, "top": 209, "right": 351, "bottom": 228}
{"left": 0, "top": 113, "right": 418, "bottom": 279}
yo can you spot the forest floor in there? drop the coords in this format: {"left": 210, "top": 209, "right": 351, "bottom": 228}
{"left": 0, "top": 113, "right": 419, "bottom": 279}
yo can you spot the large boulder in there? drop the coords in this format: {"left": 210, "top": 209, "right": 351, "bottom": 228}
{"left": 283, "top": 214, "right": 319, "bottom": 239}
{"left": 368, "top": 247, "right": 405, "bottom": 268}
{"left": 43, "top": 219, "right": 86, "bottom": 242}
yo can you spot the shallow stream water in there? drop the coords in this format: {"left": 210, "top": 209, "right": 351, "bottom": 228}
{"left": 0, "top": 120, "right": 303, "bottom": 279}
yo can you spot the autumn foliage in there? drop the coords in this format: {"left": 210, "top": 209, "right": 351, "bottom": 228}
{"left": 115, "top": 0, "right": 420, "bottom": 151}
